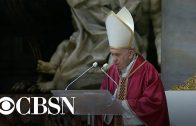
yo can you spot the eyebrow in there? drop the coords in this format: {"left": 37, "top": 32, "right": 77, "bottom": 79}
{"left": 111, "top": 52, "right": 120, "bottom": 56}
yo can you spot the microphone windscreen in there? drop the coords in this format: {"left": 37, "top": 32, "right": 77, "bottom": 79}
{"left": 102, "top": 63, "right": 109, "bottom": 71}
{"left": 92, "top": 62, "right": 98, "bottom": 67}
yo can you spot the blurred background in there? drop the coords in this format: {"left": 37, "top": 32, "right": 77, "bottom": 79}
{"left": 0, "top": 0, "right": 159, "bottom": 93}
{"left": 0, "top": 0, "right": 74, "bottom": 93}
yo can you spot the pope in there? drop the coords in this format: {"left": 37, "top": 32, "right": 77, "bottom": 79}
{"left": 97, "top": 7, "right": 170, "bottom": 126}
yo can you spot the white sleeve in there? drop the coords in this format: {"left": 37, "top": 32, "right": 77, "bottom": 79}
{"left": 103, "top": 88, "right": 117, "bottom": 125}
{"left": 103, "top": 115, "right": 113, "bottom": 125}
{"left": 121, "top": 100, "right": 144, "bottom": 125}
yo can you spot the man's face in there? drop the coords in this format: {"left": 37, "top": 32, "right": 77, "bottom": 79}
{"left": 110, "top": 48, "right": 133, "bottom": 70}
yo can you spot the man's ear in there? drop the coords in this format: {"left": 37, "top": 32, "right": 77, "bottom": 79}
{"left": 128, "top": 50, "right": 132, "bottom": 58}
{"left": 128, "top": 49, "right": 134, "bottom": 59}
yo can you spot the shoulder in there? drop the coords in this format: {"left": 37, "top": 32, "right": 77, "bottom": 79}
{"left": 135, "top": 55, "right": 160, "bottom": 79}
{"left": 137, "top": 55, "right": 158, "bottom": 73}
{"left": 144, "top": 61, "right": 159, "bottom": 74}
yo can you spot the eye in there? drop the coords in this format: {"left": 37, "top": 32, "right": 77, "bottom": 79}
{"left": 0, "top": 97, "right": 15, "bottom": 115}
{"left": 116, "top": 54, "right": 120, "bottom": 57}
{"left": 111, "top": 53, "right": 115, "bottom": 57}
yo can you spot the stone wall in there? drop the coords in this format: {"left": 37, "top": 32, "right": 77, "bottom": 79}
{"left": 162, "top": 0, "right": 196, "bottom": 89}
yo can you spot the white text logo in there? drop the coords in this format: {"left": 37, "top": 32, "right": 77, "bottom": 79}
{"left": 0, "top": 97, "right": 75, "bottom": 115}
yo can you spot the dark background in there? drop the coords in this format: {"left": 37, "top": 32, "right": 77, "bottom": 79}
{"left": 0, "top": 0, "right": 159, "bottom": 93}
{"left": 0, "top": 0, "right": 73, "bottom": 93}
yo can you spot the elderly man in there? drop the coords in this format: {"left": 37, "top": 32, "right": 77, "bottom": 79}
{"left": 98, "top": 7, "right": 170, "bottom": 126}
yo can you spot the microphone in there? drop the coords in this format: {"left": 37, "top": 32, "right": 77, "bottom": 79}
{"left": 101, "top": 63, "right": 118, "bottom": 98}
{"left": 101, "top": 63, "right": 118, "bottom": 87}
{"left": 65, "top": 62, "right": 98, "bottom": 90}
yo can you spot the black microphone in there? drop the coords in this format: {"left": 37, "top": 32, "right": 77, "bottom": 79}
{"left": 101, "top": 63, "right": 118, "bottom": 98}
{"left": 65, "top": 62, "right": 98, "bottom": 90}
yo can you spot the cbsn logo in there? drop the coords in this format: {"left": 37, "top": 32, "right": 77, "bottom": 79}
{"left": 0, "top": 96, "right": 75, "bottom": 115}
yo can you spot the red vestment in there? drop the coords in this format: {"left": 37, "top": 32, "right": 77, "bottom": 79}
{"left": 98, "top": 55, "right": 170, "bottom": 126}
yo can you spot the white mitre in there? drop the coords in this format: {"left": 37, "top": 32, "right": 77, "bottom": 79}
{"left": 105, "top": 7, "right": 134, "bottom": 49}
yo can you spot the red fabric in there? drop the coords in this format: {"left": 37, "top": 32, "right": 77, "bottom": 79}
{"left": 98, "top": 55, "right": 170, "bottom": 126}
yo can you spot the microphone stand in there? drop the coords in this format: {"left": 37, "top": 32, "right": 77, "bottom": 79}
{"left": 65, "top": 62, "right": 98, "bottom": 90}
{"left": 65, "top": 62, "right": 98, "bottom": 126}
{"left": 101, "top": 64, "right": 118, "bottom": 98}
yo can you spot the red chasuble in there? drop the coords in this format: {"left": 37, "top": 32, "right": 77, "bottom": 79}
{"left": 98, "top": 55, "right": 170, "bottom": 126}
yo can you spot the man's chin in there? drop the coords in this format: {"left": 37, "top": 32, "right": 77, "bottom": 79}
{"left": 116, "top": 65, "right": 127, "bottom": 71}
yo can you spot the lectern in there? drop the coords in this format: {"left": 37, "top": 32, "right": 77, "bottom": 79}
{"left": 51, "top": 90, "right": 123, "bottom": 126}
